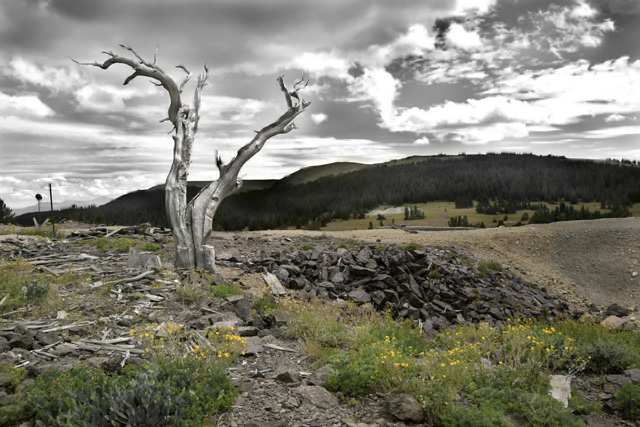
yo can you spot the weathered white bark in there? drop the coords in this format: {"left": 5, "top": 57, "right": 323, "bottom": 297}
{"left": 77, "top": 47, "right": 309, "bottom": 271}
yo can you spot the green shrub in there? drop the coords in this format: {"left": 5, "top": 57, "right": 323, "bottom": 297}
{"left": 616, "top": 383, "right": 640, "bottom": 420}
{"left": 140, "top": 243, "right": 162, "bottom": 251}
{"left": 428, "top": 270, "right": 442, "bottom": 280}
{"left": 299, "top": 244, "right": 315, "bottom": 251}
{"left": 438, "top": 402, "right": 512, "bottom": 426}
{"left": 112, "top": 237, "right": 136, "bottom": 253}
{"left": 92, "top": 237, "right": 110, "bottom": 252}
{"left": 467, "top": 388, "right": 585, "bottom": 427}
{"left": 580, "top": 339, "right": 636, "bottom": 374}
{"left": 22, "top": 279, "right": 49, "bottom": 303}
{"left": 209, "top": 283, "right": 239, "bottom": 298}
{"left": 399, "top": 242, "right": 424, "bottom": 251}
{"left": 29, "top": 357, "right": 236, "bottom": 426}
{"left": 478, "top": 261, "right": 503, "bottom": 277}
{"left": 568, "top": 389, "right": 600, "bottom": 415}
{"left": 252, "top": 294, "right": 277, "bottom": 313}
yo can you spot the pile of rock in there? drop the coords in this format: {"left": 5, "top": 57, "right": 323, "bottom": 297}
{"left": 244, "top": 243, "right": 573, "bottom": 331}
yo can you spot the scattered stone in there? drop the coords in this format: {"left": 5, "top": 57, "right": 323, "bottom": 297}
{"left": 243, "top": 336, "right": 264, "bottom": 355}
{"left": 348, "top": 287, "right": 372, "bottom": 304}
{"left": 275, "top": 369, "right": 299, "bottom": 384}
{"left": 385, "top": 393, "right": 424, "bottom": 422}
{"left": 126, "top": 247, "right": 162, "bottom": 270}
{"left": 262, "top": 272, "right": 287, "bottom": 296}
{"left": 297, "top": 385, "right": 339, "bottom": 409}
{"left": 549, "top": 375, "right": 571, "bottom": 408}
{"left": 237, "top": 326, "right": 260, "bottom": 337}
{"left": 601, "top": 315, "right": 628, "bottom": 328}
{"left": 606, "top": 303, "right": 629, "bottom": 317}
{"left": 307, "top": 365, "right": 334, "bottom": 388}
{"left": 624, "top": 368, "right": 640, "bottom": 384}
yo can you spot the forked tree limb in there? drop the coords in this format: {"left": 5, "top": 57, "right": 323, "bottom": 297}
{"left": 188, "top": 76, "right": 310, "bottom": 268}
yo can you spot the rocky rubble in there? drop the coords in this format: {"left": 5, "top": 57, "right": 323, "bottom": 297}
{"left": 219, "top": 240, "right": 575, "bottom": 331}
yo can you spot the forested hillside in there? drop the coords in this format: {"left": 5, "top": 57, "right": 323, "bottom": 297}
{"left": 15, "top": 154, "right": 640, "bottom": 230}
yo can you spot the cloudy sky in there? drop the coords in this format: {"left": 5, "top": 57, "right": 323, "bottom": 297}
{"left": 1, "top": 0, "right": 640, "bottom": 210}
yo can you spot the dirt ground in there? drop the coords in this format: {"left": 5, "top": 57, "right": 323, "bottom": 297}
{"left": 211, "top": 217, "right": 640, "bottom": 313}
{"left": 3, "top": 217, "right": 638, "bottom": 312}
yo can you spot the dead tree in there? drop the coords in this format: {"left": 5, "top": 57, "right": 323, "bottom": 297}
{"left": 75, "top": 46, "right": 310, "bottom": 271}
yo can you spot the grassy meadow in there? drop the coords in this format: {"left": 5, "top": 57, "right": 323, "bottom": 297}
{"left": 323, "top": 201, "right": 638, "bottom": 231}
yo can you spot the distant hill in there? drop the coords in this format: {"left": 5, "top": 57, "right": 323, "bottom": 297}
{"left": 276, "top": 162, "right": 370, "bottom": 186}
{"left": 13, "top": 196, "right": 113, "bottom": 216}
{"left": 13, "top": 153, "right": 640, "bottom": 230}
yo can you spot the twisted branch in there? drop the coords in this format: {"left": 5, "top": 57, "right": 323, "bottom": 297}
{"left": 72, "top": 45, "right": 186, "bottom": 128}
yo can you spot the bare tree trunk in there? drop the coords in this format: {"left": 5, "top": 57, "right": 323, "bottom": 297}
{"left": 77, "top": 48, "right": 309, "bottom": 271}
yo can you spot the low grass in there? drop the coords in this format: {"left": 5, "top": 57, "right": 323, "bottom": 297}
{"left": 0, "top": 258, "right": 88, "bottom": 314}
{"left": 175, "top": 269, "right": 239, "bottom": 303}
{"left": 16, "top": 229, "right": 60, "bottom": 238}
{"left": 72, "top": 236, "right": 164, "bottom": 253}
{"left": 284, "top": 299, "right": 640, "bottom": 426}
{"left": 478, "top": 261, "right": 504, "bottom": 277}
{"left": 140, "top": 242, "right": 162, "bottom": 252}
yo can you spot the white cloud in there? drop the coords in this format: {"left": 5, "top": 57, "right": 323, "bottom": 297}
{"left": 311, "top": 113, "right": 328, "bottom": 124}
{"left": 415, "top": 59, "right": 488, "bottom": 85}
{"left": 570, "top": 1, "right": 597, "bottom": 19}
{"left": 605, "top": 114, "right": 626, "bottom": 122}
{"left": 0, "top": 176, "right": 23, "bottom": 184}
{"left": 364, "top": 24, "right": 435, "bottom": 68}
{"left": 446, "top": 23, "right": 484, "bottom": 51}
{"left": 414, "top": 136, "right": 430, "bottom": 145}
{"left": 529, "top": 2, "right": 615, "bottom": 55}
{"left": 581, "top": 126, "right": 640, "bottom": 139}
{"left": 451, "top": 0, "right": 497, "bottom": 16}
{"left": 349, "top": 68, "right": 401, "bottom": 127}
{"left": 0, "top": 92, "right": 55, "bottom": 117}
{"left": 74, "top": 84, "right": 130, "bottom": 113}
{"left": 4, "top": 57, "right": 84, "bottom": 92}
{"left": 449, "top": 123, "right": 530, "bottom": 145}
{"left": 387, "top": 96, "right": 549, "bottom": 133}
{"left": 291, "top": 51, "right": 352, "bottom": 80}
{"left": 486, "top": 57, "right": 640, "bottom": 125}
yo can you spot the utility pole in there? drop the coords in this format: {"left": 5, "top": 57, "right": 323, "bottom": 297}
{"left": 49, "top": 184, "right": 55, "bottom": 237}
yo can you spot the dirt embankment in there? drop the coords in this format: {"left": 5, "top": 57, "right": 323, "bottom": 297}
{"left": 220, "top": 217, "right": 640, "bottom": 312}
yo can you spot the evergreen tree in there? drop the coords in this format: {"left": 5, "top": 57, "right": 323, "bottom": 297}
{"left": 0, "top": 198, "right": 14, "bottom": 224}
